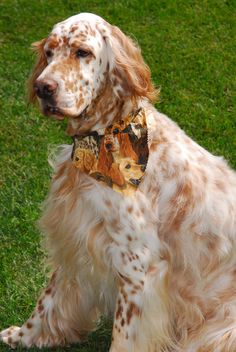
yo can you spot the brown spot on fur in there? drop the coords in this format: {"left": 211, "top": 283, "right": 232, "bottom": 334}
{"left": 48, "top": 38, "right": 59, "bottom": 49}
{"left": 215, "top": 180, "right": 226, "bottom": 192}
{"left": 26, "top": 322, "right": 33, "bottom": 329}
{"left": 127, "top": 206, "right": 133, "bottom": 213}
{"left": 70, "top": 25, "right": 78, "bottom": 33}
{"left": 105, "top": 199, "right": 112, "bottom": 207}
{"left": 168, "top": 181, "right": 194, "bottom": 231}
{"left": 19, "top": 331, "right": 24, "bottom": 337}
{"left": 126, "top": 302, "right": 140, "bottom": 324}
{"left": 206, "top": 237, "right": 219, "bottom": 252}
{"left": 76, "top": 97, "right": 85, "bottom": 108}
{"left": 119, "top": 272, "right": 132, "bottom": 285}
{"left": 120, "top": 286, "right": 128, "bottom": 303}
{"left": 150, "top": 143, "right": 158, "bottom": 151}
{"left": 65, "top": 80, "right": 76, "bottom": 92}
{"left": 62, "top": 36, "right": 68, "bottom": 44}
{"left": 133, "top": 284, "right": 142, "bottom": 290}
{"left": 38, "top": 304, "right": 44, "bottom": 313}
{"left": 116, "top": 303, "right": 123, "bottom": 320}
{"left": 113, "top": 218, "right": 123, "bottom": 233}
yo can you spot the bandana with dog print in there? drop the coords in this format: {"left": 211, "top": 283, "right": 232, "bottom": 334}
{"left": 71, "top": 108, "right": 149, "bottom": 196}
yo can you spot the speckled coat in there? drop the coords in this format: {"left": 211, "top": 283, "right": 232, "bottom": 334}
{"left": 1, "top": 13, "right": 236, "bottom": 352}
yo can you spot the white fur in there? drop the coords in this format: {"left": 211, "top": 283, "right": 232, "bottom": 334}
{"left": 1, "top": 13, "right": 236, "bottom": 352}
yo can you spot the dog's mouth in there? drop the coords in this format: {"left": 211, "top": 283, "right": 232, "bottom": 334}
{"left": 43, "top": 104, "right": 65, "bottom": 120}
{"left": 105, "top": 143, "right": 117, "bottom": 152}
{"left": 42, "top": 103, "right": 89, "bottom": 121}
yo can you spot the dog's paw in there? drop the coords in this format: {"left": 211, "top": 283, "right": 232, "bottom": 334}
{"left": 0, "top": 326, "right": 21, "bottom": 348}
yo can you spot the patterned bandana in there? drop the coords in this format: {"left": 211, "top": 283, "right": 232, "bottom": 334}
{"left": 71, "top": 108, "right": 149, "bottom": 195}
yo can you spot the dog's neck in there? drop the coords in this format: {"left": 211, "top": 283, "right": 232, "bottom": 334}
{"left": 67, "top": 73, "right": 139, "bottom": 137}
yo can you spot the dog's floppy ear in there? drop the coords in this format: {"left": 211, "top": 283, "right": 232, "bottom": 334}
{"left": 28, "top": 38, "right": 47, "bottom": 103}
{"left": 97, "top": 137, "right": 113, "bottom": 174}
{"left": 105, "top": 25, "right": 158, "bottom": 103}
{"left": 118, "top": 133, "right": 138, "bottom": 162}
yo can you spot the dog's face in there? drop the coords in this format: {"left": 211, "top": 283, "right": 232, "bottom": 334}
{"left": 33, "top": 14, "right": 109, "bottom": 121}
{"left": 104, "top": 134, "right": 120, "bottom": 153}
{"left": 29, "top": 13, "right": 156, "bottom": 134}
{"left": 119, "top": 159, "right": 144, "bottom": 183}
{"left": 103, "top": 121, "right": 127, "bottom": 152}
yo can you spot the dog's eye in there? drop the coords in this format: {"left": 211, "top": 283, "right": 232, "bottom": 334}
{"left": 125, "top": 164, "right": 131, "bottom": 169}
{"left": 113, "top": 128, "right": 120, "bottom": 134}
{"left": 45, "top": 50, "right": 53, "bottom": 58}
{"left": 76, "top": 49, "right": 90, "bottom": 58}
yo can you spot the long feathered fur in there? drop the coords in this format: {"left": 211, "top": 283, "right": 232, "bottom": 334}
{"left": 1, "top": 13, "right": 236, "bottom": 352}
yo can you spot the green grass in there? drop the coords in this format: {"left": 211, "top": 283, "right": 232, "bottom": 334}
{"left": 0, "top": 0, "right": 235, "bottom": 351}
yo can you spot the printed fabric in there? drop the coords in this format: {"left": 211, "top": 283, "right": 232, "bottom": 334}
{"left": 71, "top": 108, "right": 149, "bottom": 196}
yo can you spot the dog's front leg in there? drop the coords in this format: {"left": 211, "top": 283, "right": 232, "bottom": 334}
{"left": 102, "top": 194, "right": 165, "bottom": 352}
{"left": 109, "top": 246, "right": 150, "bottom": 352}
{"left": 0, "top": 267, "right": 97, "bottom": 348}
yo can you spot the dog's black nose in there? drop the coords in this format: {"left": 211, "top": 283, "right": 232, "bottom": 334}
{"left": 34, "top": 79, "right": 58, "bottom": 99}
{"left": 105, "top": 143, "right": 112, "bottom": 150}
{"left": 129, "top": 178, "right": 141, "bottom": 186}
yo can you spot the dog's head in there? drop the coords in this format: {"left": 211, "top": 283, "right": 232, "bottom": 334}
{"left": 29, "top": 13, "right": 156, "bottom": 134}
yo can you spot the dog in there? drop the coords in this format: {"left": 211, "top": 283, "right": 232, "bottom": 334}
{"left": 97, "top": 120, "right": 141, "bottom": 189}
{"left": 1, "top": 12, "right": 236, "bottom": 352}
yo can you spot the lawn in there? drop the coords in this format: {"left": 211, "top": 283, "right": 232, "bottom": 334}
{"left": 0, "top": 0, "right": 235, "bottom": 351}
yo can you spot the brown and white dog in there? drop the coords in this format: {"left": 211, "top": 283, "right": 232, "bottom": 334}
{"left": 1, "top": 13, "right": 236, "bottom": 352}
